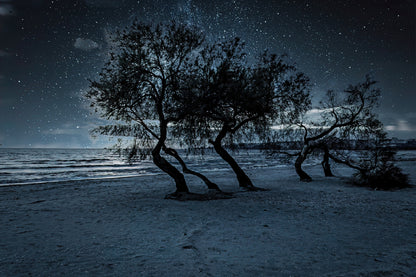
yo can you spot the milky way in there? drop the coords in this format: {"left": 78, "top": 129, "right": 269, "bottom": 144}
{"left": 0, "top": 0, "right": 414, "bottom": 147}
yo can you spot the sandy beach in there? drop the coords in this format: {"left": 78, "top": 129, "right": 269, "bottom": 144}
{"left": 1, "top": 163, "right": 415, "bottom": 276}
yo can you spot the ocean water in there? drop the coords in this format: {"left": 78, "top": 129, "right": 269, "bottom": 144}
{"left": 1, "top": 148, "right": 414, "bottom": 187}
{"left": 0, "top": 148, "right": 151, "bottom": 186}
{"left": 0, "top": 148, "right": 283, "bottom": 186}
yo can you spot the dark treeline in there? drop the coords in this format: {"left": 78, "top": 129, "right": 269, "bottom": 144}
{"left": 86, "top": 21, "right": 410, "bottom": 199}
{"left": 231, "top": 138, "right": 416, "bottom": 151}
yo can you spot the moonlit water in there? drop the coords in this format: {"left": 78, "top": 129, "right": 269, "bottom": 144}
{"left": 1, "top": 148, "right": 414, "bottom": 187}
{"left": 0, "top": 148, "right": 285, "bottom": 186}
{"left": 0, "top": 148, "right": 155, "bottom": 186}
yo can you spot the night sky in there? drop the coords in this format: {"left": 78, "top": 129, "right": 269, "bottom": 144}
{"left": 0, "top": 0, "right": 415, "bottom": 148}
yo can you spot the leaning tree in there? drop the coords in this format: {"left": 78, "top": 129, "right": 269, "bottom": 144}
{"left": 86, "top": 21, "right": 222, "bottom": 196}
{"left": 285, "top": 75, "right": 382, "bottom": 181}
{"left": 287, "top": 75, "right": 408, "bottom": 188}
{"left": 173, "top": 38, "right": 310, "bottom": 190}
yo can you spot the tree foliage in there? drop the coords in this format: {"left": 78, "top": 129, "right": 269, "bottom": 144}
{"left": 172, "top": 37, "right": 310, "bottom": 190}
{"left": 86, "top": 21, "right": 210, "bottom": 195}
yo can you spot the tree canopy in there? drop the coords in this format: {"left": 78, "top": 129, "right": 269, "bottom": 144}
{"left": 86, "top": 21, "right": 206, "bottom": 195}
{"left": 86, "top": 20, "right": 408, "bottom": 197}
{"left": 172, "top": 38, "right": 310, "bottom": 190}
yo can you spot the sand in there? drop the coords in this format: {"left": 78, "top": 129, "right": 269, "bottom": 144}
{"left": 1, "top": 163, "right": 415, "bottom": 276}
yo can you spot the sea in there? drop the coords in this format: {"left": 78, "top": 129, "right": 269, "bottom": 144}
{"left": 0, "top": 148, "right": 283, "bottom": 187}
{"left": 1, "top": 148, "right": 414, "bottom": 187}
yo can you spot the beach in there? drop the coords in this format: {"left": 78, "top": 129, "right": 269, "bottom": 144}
{"left": 1, "top": 161, "right": 415, "bottom": 276}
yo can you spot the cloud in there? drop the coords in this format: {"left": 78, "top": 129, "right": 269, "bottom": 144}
{"left": 42, "top": 122, "right": 102, "bottom": 136}
{"left": 39, "top": 122, "right": 110, "bottom": 148}
{"left": 385, "top": 120, "right": 416, "bottom": 132}
{"left": 0, "top": 4, "right": 15, "bottom": 16}
{"left": 43, "top": 123, "right": 86, "bottom": 136}
{"left": 74, "top": 38, "right": 99, "bottom": 51}
{"left": 43, "top": 128, "right": 79, "bottom": 136}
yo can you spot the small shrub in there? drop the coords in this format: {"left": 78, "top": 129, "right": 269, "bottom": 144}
{"left": 353, "top": 164, "right": 411, "bottom": 190}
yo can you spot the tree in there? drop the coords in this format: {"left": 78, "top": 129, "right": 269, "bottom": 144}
{"left": 289, "top": 75, "right": 382, "bottom": 181}
{"left": 173, "top": 38, "right": 310, "bottom": 190}
{"left": 86, "top": 21, "right": 222, "bottom": 197}
{"left": 288, "top": 75, "right": 407, "bottom": 185}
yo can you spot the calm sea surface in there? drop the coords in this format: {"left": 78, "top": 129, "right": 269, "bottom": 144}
{"left": 0, "top": 148, "right": 282, "bottom": 186}
{"left": 0, "top": 148, "right": 414, "bottom": 187}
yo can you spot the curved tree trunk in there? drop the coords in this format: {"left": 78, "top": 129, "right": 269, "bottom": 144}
{"left": 210, "top": 124, "right": 258, "bottom": 190}
{"left": 152, "top": 119, "right": 189, "bottom": 194}
{"left": 295, "top": 145, "right": 312, "bottom": 182}
{"left": 212, "top": 141, "right": 255, "bottom": 189}
{"left": 321, "top": 145, "right": 334, "bottom": 177}
{"left": 152, "top": 148, "right": 189, "bottom": 193}
{"left": 163, "top": 146, "right": 221, "bottom": 191}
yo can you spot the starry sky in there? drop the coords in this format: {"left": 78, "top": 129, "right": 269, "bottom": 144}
{"left": 0, "top": 0, "right": 415, "bottom": 148}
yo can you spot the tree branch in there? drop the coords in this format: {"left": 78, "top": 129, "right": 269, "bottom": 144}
{"left": 230, "top": 115, "right": 261, "bottom": 134}
{"left": 129, "top": 108, "right": 160, "bottom": 140}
